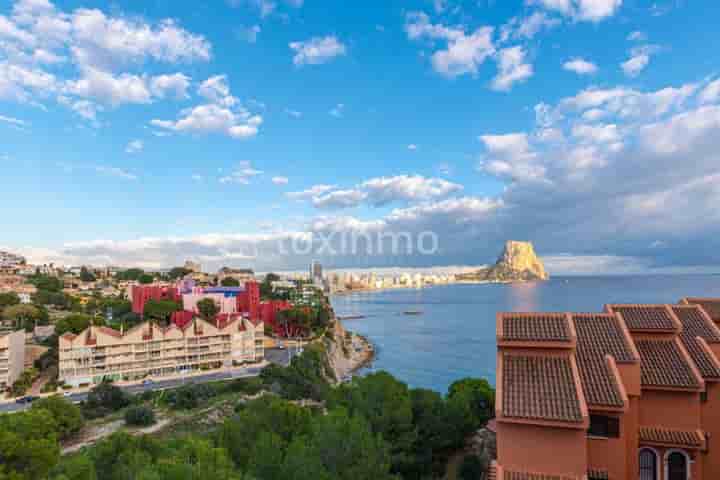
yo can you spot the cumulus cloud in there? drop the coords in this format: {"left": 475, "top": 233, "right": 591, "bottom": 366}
{"left": 0, "top": 0, "right": 213, "bottom": 121}
{"left": 478, "top": 133, "right": 544, "bottom": 182}
{"left": 563, "top": 58, "right": 597, "bottom": 75}
{"left": 405, "top": 12, "right": 495, "bottom": 78}
{"left": 289, "top": 35, "right": 346, "bottom": 66}
{"left": 361, "top": 175, "right": 463, "bottom": 206}
{"left": 286, "top": 184, "right": 337, "bottom": 200}
{"left": 500, "top": 11, "right": 560, "bottom": 42}
{"left": 621, "top": 45, "right": 658, "bottom": 77}
{"left": 312, "top": 189, "right": 368, "bottom": 209}
{"left": 151, "top": 75, "right": 262, "bottom": 139}
{"left": 530, "top": 0, "right": 623, "bottom": 22}
{"left": 492, "top": 46, "right": 533, "bottom": 91}
{"left": 272, "top": 176, "right": 289, "bottom": 185}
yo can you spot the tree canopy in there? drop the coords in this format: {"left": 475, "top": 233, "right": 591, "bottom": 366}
{"left": 143, "top": 299, "right": 181, "bottom": 326}
{"left": 197, "top": 298, "right": 220, "bottom": 321}
{"left": 3, "top": 303, "right": 43, "bottom": 330}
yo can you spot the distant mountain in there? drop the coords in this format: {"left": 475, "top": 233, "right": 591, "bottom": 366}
{"left": 457, "top": 241, "right": 549, "bottom": 282}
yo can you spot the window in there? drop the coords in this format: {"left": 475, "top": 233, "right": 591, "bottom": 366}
{"left": 640, "top": 448, "right": 658, "bottom": 480}
{"left": 588, "top": 414, "right": 620, "bottom": 438}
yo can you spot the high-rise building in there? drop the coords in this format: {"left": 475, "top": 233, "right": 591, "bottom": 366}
{"left": 0, "top": 330, "right": 25, "bottom": 389}
{"left": 184, "top": 260, "right": 201, "bottom": 273}
{"left": 310, "top": 260, "right": 322, "bottom": 282}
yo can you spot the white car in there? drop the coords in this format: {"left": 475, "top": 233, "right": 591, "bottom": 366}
{"left": 63, "top": 391, "right": 73, "bottom": 397}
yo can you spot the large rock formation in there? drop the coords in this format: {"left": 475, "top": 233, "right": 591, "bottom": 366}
{"left": 458, "top": 241, "right": 549, "bottom": 282}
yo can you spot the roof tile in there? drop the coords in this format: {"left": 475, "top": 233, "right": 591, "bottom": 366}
{"left": 682, "top": 298, "right": 720, "bottom": 323}
{"left": 639, "top": 426, "right": 705, "bottom": 448}
{"left": 501, "top": 313, "right": 571, "bottom": 342}
{"left": 573, "top": 314, "right": 632, "bottom": 408}
{"left": 635, "top": 339, "right": 701, "bottom": 389}
{"left": 608, "top": 305, "right": 676, "bottom": 331}
{"left": 502, "top": 354, "right": 584, "bottom": 423}
{"left": 672, "top": 305, "right": 720, "bottom": 380}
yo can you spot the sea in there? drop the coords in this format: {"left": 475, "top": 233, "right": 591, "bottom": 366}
{"left": 330, "top": 275, "right": 720, "bottom": 395}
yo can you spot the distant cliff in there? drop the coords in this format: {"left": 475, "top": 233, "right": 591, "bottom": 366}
{"left": 457, "top": 241, "right": 549, "bottom": 282}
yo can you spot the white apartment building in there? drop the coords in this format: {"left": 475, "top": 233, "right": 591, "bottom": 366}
{"left": 0, "top": 330, "right": 26, "bottom": 389}
{"left": 59, "top": 317, "right": 264, "bottom": 387}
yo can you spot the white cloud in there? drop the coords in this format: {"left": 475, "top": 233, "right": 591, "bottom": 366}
{"left": 312, "top": 189, "right": 367, "bottom": 209}
{"left": 272, "top": 176, "right": 289, "bottom": 185}
{"left": 492, "top": 46, "right": 533, "bottom": 91}
{"left": 571, "top": 123, "right": 621, "bottom": 144}
{"left": 405, "top": 12, "right": 495, "bottom": 78}
{"left": 151, "top": 75, "right": 262, "bottom": 139}
{"left": 407, "top": 144, "right": 418, "bottom": 150}
{"left": 287, "top": 184, "right": 337, "bottom": 200}
{"left": 68, "top": 7, "right": 211, "bottom": 69}
{"left": 219, "top": 161, "right": 263, "bottom": 184}
{"left": 289, "top": 35, "right": 346, "bottom": 66}
{"left": 530, "top": 0, "right": 623, "bottom": 22}
{"left": 0, "top": 60, "right": 57, "bottom": 103}
{"left": 64, "top": 67, "right": 151, "bottom": 105}
{"left": 563, "top": 58, "right": 597, "bottom": 75}
{"left": 149, "top": 73, "right": 189, "bottom": 99}
{"left": 699, "top": 78, "right": 720, "bottom": 105}
{"left": 478, "top": 132, "right": 544, "bottom": 182}
{"left": 361, "top": 175, "right": 463, "bottom": 206}
{"left": 125, "top": 139, "right": 143, "bottom": 154}
{"left": 621, "top": 45, "right": 658, "bottom": 77}
{"left": 627, "top": 30, "right": 646, "bottom": 41}
{"left": 0, "top": 113, "right": 28, "bottom": 126}
{"left": 197, "top": 75, "right": 234, "bottom": 105}
{"left": 151, "top": 104, "right": 262, "bottom": 138}
{"left": 500, "top": 11, "right": 560, "bottom": 42}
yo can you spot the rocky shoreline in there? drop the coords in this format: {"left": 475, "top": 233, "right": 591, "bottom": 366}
{"left": 324, "top": 315, "right": 375, "bottom": 382}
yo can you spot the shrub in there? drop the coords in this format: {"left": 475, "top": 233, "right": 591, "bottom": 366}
{"left": 124, "top": 405, "right": 156, "bottom": 427}
{"left": 82, "top": 380, "right": 130, "bottom": 419}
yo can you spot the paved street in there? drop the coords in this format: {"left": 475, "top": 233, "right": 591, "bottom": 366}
{"left": 0, "top": 362, "right": 269, "bottom": 414}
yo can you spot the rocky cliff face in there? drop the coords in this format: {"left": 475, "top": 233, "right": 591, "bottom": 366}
{"left": 458, "top": 241, "right": 549, "bottom": 282}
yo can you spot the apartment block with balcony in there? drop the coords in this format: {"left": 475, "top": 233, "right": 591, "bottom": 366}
{"left": 58, "top": 316, "right": 264, "bottom": 387}
{"left": 492, "top": 298, "right": 720, "bottom": 480}
{"left": 0, "top": 330, "right": 25, "bottom": 389}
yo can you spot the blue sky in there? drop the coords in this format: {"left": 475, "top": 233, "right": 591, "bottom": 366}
{"left": 2, "top": 0, "right": 720, "bottom": 273}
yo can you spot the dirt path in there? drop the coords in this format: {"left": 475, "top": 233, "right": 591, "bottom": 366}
{"left": 62, "top": 417, "right": 172, "bottom": 454}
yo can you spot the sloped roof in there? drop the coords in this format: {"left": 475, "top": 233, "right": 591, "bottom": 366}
{"left": 607, "top": 305, "right": 677, "bottom": 332}
{"left": 672, "top": 305, "right": 720, "bottom": 381}
{"left": 635, "top": 339, "right": 702, "bottom": 389}
{"left": 500, "top": 313, "right": 572, "bottom": 343}
{"left": 573, "top": 314, "right": 633, "bottom": 408}
{"left": 501, "top": 354, "right": 584, "bottom": 424}
{"left": 639, "top": 426, "right": 706, "bottom": 449}
{"left": 681, "top": 297, "right": 720, "bottom": 323}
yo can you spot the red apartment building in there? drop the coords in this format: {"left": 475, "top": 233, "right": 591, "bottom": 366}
{"left": 493, "top": 297, "right": 720, "bottom": 480}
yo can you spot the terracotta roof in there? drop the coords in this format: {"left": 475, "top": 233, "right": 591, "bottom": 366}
{"left": 639, "top": 426, "right": 705, "bottom": 449}
{"left": 672, "top": 305, "right": 720, "bottom": 381}
{"left": 573, "top": 314, "right": 630, "bottom": 408}
{"left": 607, "top": 305, "right": 677, "bottom": 332}
{"left": 60, "top": 332, "right": 77, "bottom": 341}
{"left": 503, "top": 471, "right": 579, "bottom": 480}
{"left": 501, "top": 354, "right": 584, "bottom": 424}
{"left": 682, "top": 297, "right": 720, "bottom": 323}
{"left": 500, "top": 313, "right": 572, "bottom": 343}
{"left": 635, "top": 339, "right": 702, "bottom": 389}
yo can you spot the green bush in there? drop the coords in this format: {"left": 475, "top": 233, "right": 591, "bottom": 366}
{"left": 82, "top": 380, "right": 130, "bottom": 419}
{"left": 124, "top": 405, "right": 156, "bottom": 427}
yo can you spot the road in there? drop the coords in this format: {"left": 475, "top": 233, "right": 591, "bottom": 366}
{"left": 0, "top": 360, "right": 272, "bottom": 414}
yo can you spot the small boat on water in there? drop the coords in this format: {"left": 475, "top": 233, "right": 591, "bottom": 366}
{"left": 402, "top": 310, "right": 423, "bottom": 315}
{"left": 337, "top": 314, "right": 366, "bottom": 320}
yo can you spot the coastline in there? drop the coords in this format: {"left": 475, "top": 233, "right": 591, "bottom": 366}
{"left": 327, "top": 315, "right": 375, "bottom": 381}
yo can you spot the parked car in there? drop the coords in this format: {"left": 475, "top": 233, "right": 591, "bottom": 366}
{"left": 142, "top": 379, "right": 154, "bottom": 386}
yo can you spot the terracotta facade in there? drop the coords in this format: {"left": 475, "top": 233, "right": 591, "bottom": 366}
{"left": 493, "top": 298, "right": 720, "bottom": 480}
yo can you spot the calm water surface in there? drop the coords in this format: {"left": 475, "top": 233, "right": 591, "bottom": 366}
{"left": 330, "top": 275, "right": 720, "bottom": 394}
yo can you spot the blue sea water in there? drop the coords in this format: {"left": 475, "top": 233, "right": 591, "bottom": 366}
{"left": 330, "top": 275, "right": 720, "bottom": 394}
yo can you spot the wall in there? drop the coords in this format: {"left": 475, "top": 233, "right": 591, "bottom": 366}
{"left": 496, "top": 422, "right": 587, "bottom": 477}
